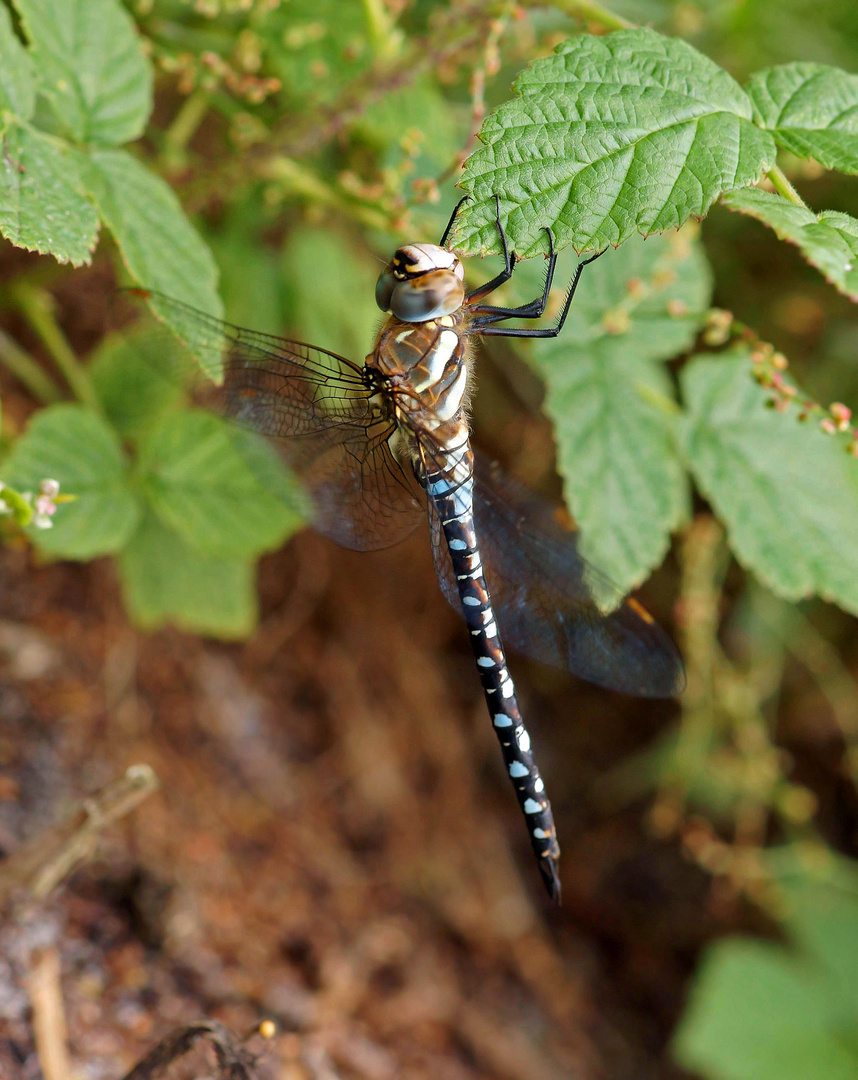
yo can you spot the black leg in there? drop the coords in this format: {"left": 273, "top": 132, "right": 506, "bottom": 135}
{"left": 469, "top": 228, "right": 558, "bottom": 323}
{"left": 464, "top": 195, "right": 516, "bottom": 303}
{"left": 477, "top": 249, "right": 606, "bottom": 339}
{"left": 439, "top": 195, "right": 471, "bottom": 248}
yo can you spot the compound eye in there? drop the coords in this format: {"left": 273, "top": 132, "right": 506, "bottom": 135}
{"left": 375, "top": 269, "right": 395, "bottom": 311}
{"left": 389, "top": 270, "right": 465, "bottom": 322}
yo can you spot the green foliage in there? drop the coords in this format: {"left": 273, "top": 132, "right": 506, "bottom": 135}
{"left": 12, "top": 0, "right": 153, "bottom": 145}
{"left": 0, "top": 0, "right": 220, "bottom": 332}
{"left": 673, "top": 852, "right": 858, "bottom": 1080}
{"left": 137, "top": 409, "right": 304, "bottom": 560}
{"left": 682, "top": 351, "right": 858, "bottom": 614}
{"left": 528, "top": 232, "right": 711, "bottom": 595}
{"left": 746, "top": 63, "right": 858, "bottom": 174}
{"left": 119, "top": 509, "right": 257, "bottom": 638}
{"left": 0, "top": 124, "right": 100, "bottom": 264}
{"left": 455, "top": 29, "right": 777, "bottom": 257}
{"left": 1, "top": 404, "right": 140, "bottom": 559}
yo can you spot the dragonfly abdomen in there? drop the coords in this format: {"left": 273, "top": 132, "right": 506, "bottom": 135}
{"left": 427, "top": 466, "right": 562, "bottom": 900}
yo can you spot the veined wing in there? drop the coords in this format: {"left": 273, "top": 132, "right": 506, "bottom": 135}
{"left": 120, "top": 290, "right": 425, "bottom": 551}
{"left": 429, "top": 455, "right": 685, "bottom": 698}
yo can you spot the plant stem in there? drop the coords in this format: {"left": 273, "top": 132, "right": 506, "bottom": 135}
{"left": 13, "top": 285, "right": 101, "bottom": 412}
{"left": 0, "top": 329, "right": 63, "bottom": 405}
{"left": 766, "top": 164, "right": 807, "bottom": 208}
{"left": 164, "top": 87, "right": 212, "bottom": 153}
{"left": 361, "top": 0, "right": 403, "bottom": 58}
{"left": 537, "top": 0, "right": 633, "bottom": 30}
{"left": 264, "top": 157, "right": 391, "bottom": 231}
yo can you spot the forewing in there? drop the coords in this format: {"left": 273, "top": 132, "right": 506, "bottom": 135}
{"left": 119, "top": 290, "right": 425, "bottom": 551}
{"left": 429, "top": 456, "right": 685, "bottom": 698}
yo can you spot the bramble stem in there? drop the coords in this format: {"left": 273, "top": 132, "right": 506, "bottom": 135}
{"left": 0, "top": 328, "right": 63, "bottom": 405}
{"left": 12, "top": 285, "right": 101, "bottom": 412}
{"left": 766, "top": 164, "right": 807, "bottom": 208}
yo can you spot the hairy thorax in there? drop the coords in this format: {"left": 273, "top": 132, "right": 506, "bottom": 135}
{"left": 367, "top": 310, "right": 473, "bottom": 459}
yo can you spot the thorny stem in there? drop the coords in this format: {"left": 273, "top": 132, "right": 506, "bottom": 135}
{"left": 766, "top": 164, "right": 808, "bottom": 208}
{"left": 12, "top": 285, "right": 101, "bottom": 413}
{"left": 0, "top": 328, "right": 63, "bottom": 406}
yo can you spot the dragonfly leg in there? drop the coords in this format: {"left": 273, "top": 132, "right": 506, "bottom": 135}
{"left": 476, "top": 248, "right": 606, "bottom": 338}
{"left": 439, "top": 195, "right": 472, "bottom": 248}
{"left": 468, "top": 227, "right": 558, "bottom": 324}
{"left": 463, "top": 195, "right": 517, "bottom": 303}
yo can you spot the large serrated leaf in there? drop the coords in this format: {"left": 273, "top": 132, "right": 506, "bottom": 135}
{"left": 84, "top": 149, "right": 223, "bottom": 338}
{"left": 722, "top": 186, "right": 858, "bottom": 300}
{"left": 455, "top": 29, "right": 776, "bottom": 257}
{"left": 672, "top": 938, "right": 858, "bottom": 1080}
{"left": 0, "top": 403, "right": 140, "bottom": 559}
{"left": 0, "top": 3, "right": 35, "bottom": 120}
{"left": 524, "top": 232, "right": 710, "bottom": 595}
{"left": 0, "top": 123, "right": 99, "bottom": 265}
{"left": 681, "top": 351, "right": 858, "bottom": 616}
{"left": 119, "top": 509, "right": 257, "bottom": 639}
{"left": 136, "top": 409, "right": 305, "bottom": 560}
{"left": 747, "top": 63, "right": 858, "bottom": 174}
{"left": 10, "top": 0, "right": 152, "bottom": 146}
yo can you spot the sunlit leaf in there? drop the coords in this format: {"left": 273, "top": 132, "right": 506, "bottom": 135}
{"left": 525, "top": 231, "right": 711, "bottom": 594}
{"left": 11, "top": 0, "right": 152, "bottom": 145}
{"left": 83, "top": 148, "right": 223, "bottom": 346}
{"left": 0, "top": 403, "right": 140, "bottom": 558}
{"left": 681, "top": 350, "right": 858, "bottom": 615}
{"left": 455, "top": 28, "right": 776, "bottom": 257}
{"left": 747, "top": 62, "right": 858, "bottom": 174}
{"left": 0, "top": 3, "right": 35, "bottom": 120}
{"left": 0, "top": 123, "right": 99, "bottom": 265}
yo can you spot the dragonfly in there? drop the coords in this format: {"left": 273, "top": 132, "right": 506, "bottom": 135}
{"left": 129, "top": 197, "right": 685, "bottom": 900}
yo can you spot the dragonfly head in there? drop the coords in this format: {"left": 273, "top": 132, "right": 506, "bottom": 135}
{"left": 375, "top": 243, "right": 465, "bottom": 323}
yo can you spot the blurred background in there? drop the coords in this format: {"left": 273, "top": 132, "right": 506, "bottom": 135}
{"left": 1, "top": 1, "right": 857, "bottom": 1078}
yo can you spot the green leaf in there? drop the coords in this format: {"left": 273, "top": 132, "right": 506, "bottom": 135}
{"left": 722, "top": 187, "right": 858, "bottom": 300}
{"left": 89, "top": 325, "right": 184, "bottom": 438}
{"left": 0, "top": 3, "right": 35, "bottom": 120}
{"left": 527, "top": 232, "right": 711, "bottom": 595}
{"left": 672, "top": 938, "right": 858, "bottom": 1080}
{"left": 0, "top": 122, "right": 99, "bottom": 265}
{"left": 83, "top": 148, "right": 223, "bottom": 340}
{"left": 681, "top": 351, "right": 858, "bottom": 615}
{"left": 136, "top": 409, "right": 305, "bottom": 560}
{"left": 455, "top": 29, "right": 776, "bottom": 257}
{"left": 747, "top": 63, "right": 858, "bottom": 174}
{"left": 119, "top": 509, "right": 257, "bottom": 638}
{"left": 1, "top": 403, "right": 140, "bottom": 559}
{"left": 10, "top": 0, "right": 152, "bottom": 145}
{"left": 772, "top": 851, "right": 858, "bottom": 1024}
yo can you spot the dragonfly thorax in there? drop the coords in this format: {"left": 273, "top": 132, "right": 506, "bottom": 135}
{"left": 375, "top": 242, "right": 465, "bottom": 323}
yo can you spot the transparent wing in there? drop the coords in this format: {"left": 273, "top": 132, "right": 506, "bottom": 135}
{"left": 429, "top": 455, "right": 685, "bottom": 698}
{"left": 119, "top": 290, "right": 425, "bottom": 551}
